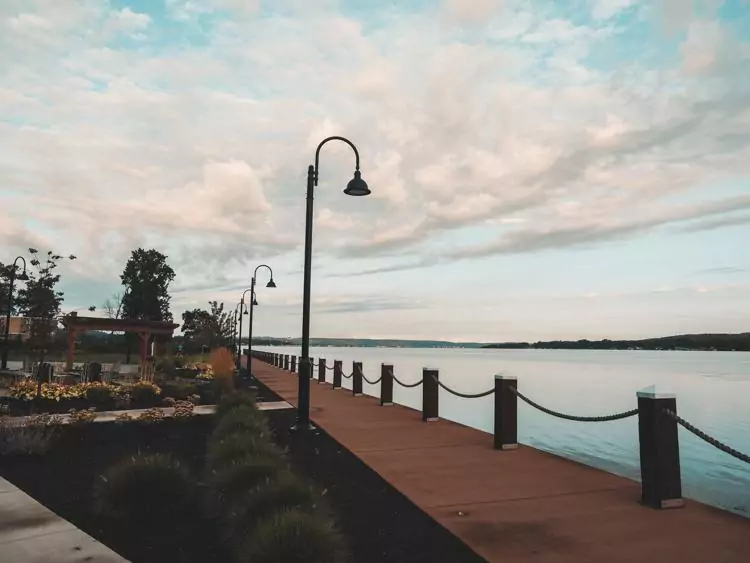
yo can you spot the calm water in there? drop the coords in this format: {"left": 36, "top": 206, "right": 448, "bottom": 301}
{"left": 260, "top": 346, "right": 750, "bottom": 516}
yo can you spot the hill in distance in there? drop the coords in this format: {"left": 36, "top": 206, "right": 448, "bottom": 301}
{"left": 251, "top": 333, "right": 749, "bottom": 352}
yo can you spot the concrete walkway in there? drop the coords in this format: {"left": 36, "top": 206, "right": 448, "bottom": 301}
{"left": 0, "top": 476, "right": 128, "bottom": 562}
{"left": 252, "top": 360, "right": 750, "bottom": 563}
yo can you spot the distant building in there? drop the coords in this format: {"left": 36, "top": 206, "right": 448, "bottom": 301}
{"left": 0, "top": 316, "right": 56, "bottom": 341}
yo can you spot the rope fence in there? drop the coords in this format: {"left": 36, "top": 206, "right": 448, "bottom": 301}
{"left": 511, "top": 386, "right": 639, "bottom": 422}
{"left": 255, "top": 349, "right": 750, "bottom": 508}
{"left": 665, "top": 409, "right": 750, "bottom": 464}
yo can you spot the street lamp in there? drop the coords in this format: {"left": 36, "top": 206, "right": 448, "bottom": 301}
{"left": 244, "top": 264, "right": 275, "bottom": 377}
{"left": 2, "top": 256, "right": 28, "bottom": 370}
{"left": 294, "top": 136, "right": 369, "bottom": 430}
{"left": 232, "top": 302, "right": 246, "bottom": 355}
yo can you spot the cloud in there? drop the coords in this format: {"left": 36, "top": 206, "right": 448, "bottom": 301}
{"left": 590, "top": 0, "right": 638, "bottom": 20}
{"left": 442, "top": 0, "right": 504, "bottom": 25}
{"left": 104, "top": 7, "right": 151, "bottom": 37}
{"left": 0, "top": 0, "right": 748, "bottom": 336}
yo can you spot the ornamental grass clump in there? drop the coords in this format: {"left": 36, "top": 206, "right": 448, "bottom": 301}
{"left": 235, "top": 509, "right": 349, "bottom": 563}
{"left": 95, "top": 454, "right": 202, "bottom": 558}
{"left": 211, "top": 404, "right": 270, "bottom": 442}
{"left": 206, "top": 428, "right": 282, "bottom": 470}
{"left": 214, "top": 391, "right": 260, "bottom": 421}
{"left": 0, "top": 414, "right": 62, "bottom": 455}
{"left": 222, "top": 472, "right": 319, "bottom": 537}
{"left": 205, "top": 391, "right": 349, "bottom": 562}
{"left": 208, "top": 454, "right": 287, "bottom": 507}
{"left": 210, "top": 347, "right": 236, "bottom": 395}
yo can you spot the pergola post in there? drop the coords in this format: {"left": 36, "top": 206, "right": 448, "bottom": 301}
{"left": 139, "top": 332, "right": 151, "bottom": 367}
{"left": 66, "top": 329, "right": 76, "bottom": 371}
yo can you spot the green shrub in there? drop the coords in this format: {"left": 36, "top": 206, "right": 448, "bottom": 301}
{"left": 128, "top": 381, "right": 161, "bottom": 405}
{"left": 95, "top": 454, "right": 198, "bottom": 534}
{"left": 214, "top": 391, "right": 259, "bottom": 421}
{"left": 224, "top": 473, "right": 318, "bottom": 536}
{"left": 212, "top": 405, "right": 270, "bottom": 442}
{"left": 207, "top": 430, "right": 282, "bottom": 470}
{"left": 161, "top": 380, "right": 198, "bottom": 401}
{"left": 209, "top": 454, "right": 286, "bottom": 505}
{"left": 235, "top": 509, "right": 348, "bottom": 563}
{"left": 85, "top": 385, "right": 115, "bottom": 408}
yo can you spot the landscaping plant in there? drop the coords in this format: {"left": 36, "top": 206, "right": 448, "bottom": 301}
{"left": 210, "top": 347, "right": 236, "bottom": 395}
{"left": 234, "top": 509, "right": 348, "bottom": 563}
{"left": 68, "top": 407, "right": 97, "bottom": 424}
{"left": 0, "top": 413, "right": 63, "bottom": 455}
{"left": 95, "top": 453, "right": 202, "bottom": 562}
{"left": 205, "top": 392, "right": 349, "bottom": 562}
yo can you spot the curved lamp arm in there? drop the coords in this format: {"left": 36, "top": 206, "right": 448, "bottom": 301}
{"left": 252, "top": 264, "right": 275, "bottom": 287}
{"left": 12, "top": 256, "right": 27, "bottom": 276}
{"left": 314, "top": 136, "right": 360, "bottom": 186}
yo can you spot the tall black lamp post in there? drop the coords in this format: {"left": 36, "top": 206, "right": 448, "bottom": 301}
{"left": 294, "top": 136, "right": 370, "bottom": 430}
{"left": 2, "top": 256, "right": 28, "bottom": 370}
{"left": 245, "top": 264, "right": 275, "bottom": 377}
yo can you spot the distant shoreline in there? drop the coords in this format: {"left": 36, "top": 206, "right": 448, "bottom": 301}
{"left": 250, "top": 332, "right": 750, "bottom": 353}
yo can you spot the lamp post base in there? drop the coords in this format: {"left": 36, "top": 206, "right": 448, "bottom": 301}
{"left": 289, "top": 420, "right": 316, "bottom": 432}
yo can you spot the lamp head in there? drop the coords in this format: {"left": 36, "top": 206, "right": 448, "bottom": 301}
{"left": 343, "top": 170, "right": 370, "bottom": 196}
{"left": 252, "top": 297, "right": 259, "bottom": 307}
{"left": 266, "top": 278, "right": 276, "bottom": 288}
{"left": 16, "top": 271, "right": 29, "bottom": 281}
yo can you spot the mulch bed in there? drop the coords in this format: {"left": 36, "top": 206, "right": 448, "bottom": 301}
{"left": 0, "top": 374, "right": 486, "bottom": 563}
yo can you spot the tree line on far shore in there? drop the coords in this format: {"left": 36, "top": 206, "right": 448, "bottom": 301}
{"left": 482, "top": 333, "right": 750, "bottom": 352}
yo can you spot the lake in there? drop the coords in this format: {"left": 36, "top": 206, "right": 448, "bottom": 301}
{"left": 259, "top": 346, "right": 750, "bottom": 517}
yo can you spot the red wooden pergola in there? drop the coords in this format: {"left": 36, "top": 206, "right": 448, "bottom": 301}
{"left": 60, "top": 313, "right": 179, "bottom": 371}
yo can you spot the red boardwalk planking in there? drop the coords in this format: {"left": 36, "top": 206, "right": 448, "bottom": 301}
{"left": 252, "top": 361, "right": 750, "bottom": 563}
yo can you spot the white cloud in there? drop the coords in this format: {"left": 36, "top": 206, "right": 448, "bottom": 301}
{"left": 590, "top": 0, "right": 637, "bottom": 20}
{"left": 104, "top": 7, "right": 151, "bottom": 37}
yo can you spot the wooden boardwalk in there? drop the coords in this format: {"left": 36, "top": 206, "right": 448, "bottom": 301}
{"left": 252, "top": 361, "right": 750, "bottom": 563}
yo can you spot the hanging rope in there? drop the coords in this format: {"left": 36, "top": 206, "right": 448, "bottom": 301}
{"left": 664, "top": 409, "right": 750, "bottom": 464}
{"left": 432, "top": 374, "right": 494, "bottom": 399}
{"left": 390, "top": 367, "right": 423, "bottom": 388}
{"left": 511, "top": 387, "right": 638, "bottom": 422}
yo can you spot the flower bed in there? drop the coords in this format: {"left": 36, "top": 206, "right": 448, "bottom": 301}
{"left": 2, "top": 380, "right": 162, "bottom": 416}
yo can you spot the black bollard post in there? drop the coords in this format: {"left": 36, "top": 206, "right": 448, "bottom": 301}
{"left": 381, "top": 364, "right": 393, "bottom": 406}
{"left": 637, "top": 387, "right": 683, "bottom": 509}
{"left": 333, "top": 360, "right": 342, "bottom": 389}
{"left": 318, "top": 358, "right": 326, "bottom": 383}
{"left": 291, "top": 355, "right": 297, "bottom": 373}
{"left": 422, "top": 368, "right": 439, "bottom": 422}
{"left": 352, "top": 361, "right": 363, "bottom": 396}
{"left": 284, "top": 354, "right": 290, "bottom": 371}
{"left": 494, "top": 375, "right": 517, "bottom": 450}
{"left": 309, "top": 358, "right": 315, "bottom": 379}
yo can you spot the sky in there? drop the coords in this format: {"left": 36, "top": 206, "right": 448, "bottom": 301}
{"left": 1, "top": 0, "right": 749, "bottom": 343}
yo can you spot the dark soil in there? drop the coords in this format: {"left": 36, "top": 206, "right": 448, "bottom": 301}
{"left": 255, "top": 377, "right": 487, "bottom": 563}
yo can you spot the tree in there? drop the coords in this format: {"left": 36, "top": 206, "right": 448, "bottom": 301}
{"left": 181, "top": 301, "right": 234, "bottom": 352}
{"left": 0, "top": 262, "right": 22, "bottom": 318}
{"left": 120, "top": 249, "right": 175, "bottom": 363}
{"left": 120, "top": 249, "right": 176, "bottom": 323}
{"left": 15, "top": 250, "right": 76, "bottom": 353}
{"left": 102, "top": 291, "right": 125, "bottom": 321}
